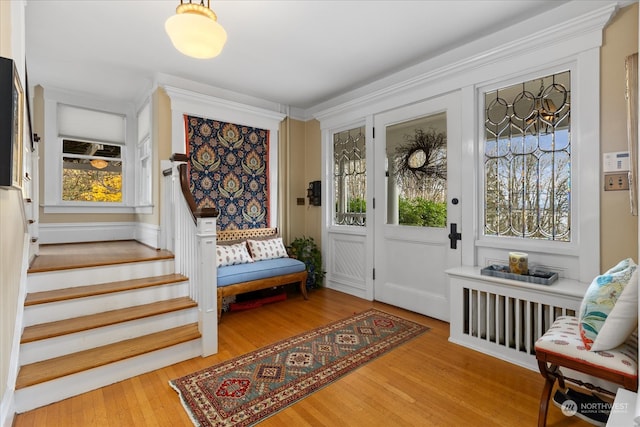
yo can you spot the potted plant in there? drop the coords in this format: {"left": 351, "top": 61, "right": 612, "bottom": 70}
{"left": 287, "top": 236, "right": 325, "bottom": 288}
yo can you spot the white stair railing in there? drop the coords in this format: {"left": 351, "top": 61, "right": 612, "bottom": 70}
{"left": 171, "top": 156, "right": 218, "bottom": 356}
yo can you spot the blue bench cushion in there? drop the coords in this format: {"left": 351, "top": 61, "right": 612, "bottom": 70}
{"left": 217, "top": 257, "right": 306, "bottom": 287}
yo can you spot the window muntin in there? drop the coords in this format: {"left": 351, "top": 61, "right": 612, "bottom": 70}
{"left": 483, "top": 71, "right": 571, "bottom": 241}
{"left": 333, "top": 126, "right": 366, "bottom": 226}
{"left": 62, "top": 139, "right": 123, "bottom": 202}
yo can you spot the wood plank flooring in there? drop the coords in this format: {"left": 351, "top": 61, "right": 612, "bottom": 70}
{"left": 13, "top": 287, "right": 586, "bottom": 426}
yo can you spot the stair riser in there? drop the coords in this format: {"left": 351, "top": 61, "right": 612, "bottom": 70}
{"left": 14, "top": 339, "right": 202, "bottom": 413}
{"left": 27, "top": 259, "right": 176, "bottom": 292}
{"left": 23, "top": 282, "right": 190, "bottom": 326}
{"left": 21, "top": 308, "right": 199, "bottom": 364}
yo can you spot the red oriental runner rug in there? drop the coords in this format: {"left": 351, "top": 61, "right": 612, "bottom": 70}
{"left": 169, "top": 309, "right": 429, "bottom": 427}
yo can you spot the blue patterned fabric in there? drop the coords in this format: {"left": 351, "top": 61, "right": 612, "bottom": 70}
{"left": 185, "top": 115, "right": 270, "bottom": 230}
{"left": 217, "top": 258, "right": 306, "bottom": 287}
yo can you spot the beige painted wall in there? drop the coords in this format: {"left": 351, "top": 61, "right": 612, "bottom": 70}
{"left": 600, "top": 3, "right": 638, "bottom": 270}
{"left": 285, "top": 118, "right": 307, "bottom": 242}
{"left": 1, "top": 1, "right": 26, "bottom": 418}
{"left": 279, "top": 117, "right": 322, "bottom": 246}
{"left": 134, "top": 88, "right": 171, "bottom": 226}
{"left": 303, "top": 120, "right": 322, "bottom": 243}
{"left": 0, "top": 1, "right": 10, "bottom": 56}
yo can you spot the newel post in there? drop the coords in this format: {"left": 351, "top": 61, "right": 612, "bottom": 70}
{"left": 197, "top": 216, "right": 218, "bottom": 356}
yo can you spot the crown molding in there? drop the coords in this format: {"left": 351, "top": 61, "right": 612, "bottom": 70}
{"left": 312, "top": 1, "right": 618, "bottom": 123}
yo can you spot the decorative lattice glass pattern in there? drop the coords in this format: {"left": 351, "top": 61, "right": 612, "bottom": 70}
{"left": 484, "top": 71, "right": 571, "bottom": 241}
{"left": 333, "top": 126, "right": 366, "bottom": 226}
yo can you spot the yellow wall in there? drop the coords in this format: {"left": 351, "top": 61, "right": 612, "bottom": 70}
{"left": 134, "top": 88, "right": 171, "bottom": 227}
{"left": 1, "top": 1, "right": 27, "bottom": 419}
{"left": 600, "top": 3, "right": 638, "bottom": 270}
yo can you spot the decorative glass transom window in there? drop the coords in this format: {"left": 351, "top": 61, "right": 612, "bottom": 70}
{"left": 333, "top": 126, "right": 366, "bottom": 226}
{"left": 484, "top": 71, "right": 571, "bottom": 241}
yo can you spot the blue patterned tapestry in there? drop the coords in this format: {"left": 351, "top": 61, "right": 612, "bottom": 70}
{"left": 185, "top": 115, "right": 270, "bottom": 230}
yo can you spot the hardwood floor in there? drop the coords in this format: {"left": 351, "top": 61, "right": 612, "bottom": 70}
{"left": 13, "top": 285, "right": 586, "bottom": 426}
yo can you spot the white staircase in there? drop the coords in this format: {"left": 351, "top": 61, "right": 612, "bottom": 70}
{"left": 14, "top": 254, "right": 202, "bottom": 413}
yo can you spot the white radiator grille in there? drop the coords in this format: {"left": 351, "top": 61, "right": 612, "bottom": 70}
{"left": 448, "top": 271, "right": 583, "bottom": 370}
{"left": 463, "top": 288, "right": 576, "bottom": 356}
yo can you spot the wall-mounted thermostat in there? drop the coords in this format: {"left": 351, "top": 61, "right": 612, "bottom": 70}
{"left": 603, "top": 151, "right": 630, "bottom": 172}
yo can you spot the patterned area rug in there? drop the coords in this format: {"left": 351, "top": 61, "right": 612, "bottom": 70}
{"left": 170, "top": 309, "right": 429, "bottom": 427}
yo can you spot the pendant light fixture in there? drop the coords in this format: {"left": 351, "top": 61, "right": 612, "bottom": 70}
{"left": 165, "top": 0, "right": 227, "bottom": 59}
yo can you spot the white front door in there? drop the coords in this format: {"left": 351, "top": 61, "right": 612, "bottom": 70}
{"left": 373, "top": 92, "right": 462, "bottom": 321}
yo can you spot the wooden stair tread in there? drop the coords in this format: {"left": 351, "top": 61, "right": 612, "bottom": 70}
{"left": 21, "top": 297, "right": 198, "bottom": 343}
{"left": 16, "top": 323, "right": 201, "bottom": 389}
{"left": 28, "top": 241, "right": 175, "bottom": 273}
{"left": 24, "top": 274, "right": 188, "bottom": 306}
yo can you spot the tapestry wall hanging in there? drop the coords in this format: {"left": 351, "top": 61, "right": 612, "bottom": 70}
{"left": 185, "top": 115, "right": 270, "bottom": 230}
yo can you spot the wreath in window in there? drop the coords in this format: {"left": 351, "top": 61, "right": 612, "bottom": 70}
{"left": 394, "top": 128, "right": 447, "bottom": 187}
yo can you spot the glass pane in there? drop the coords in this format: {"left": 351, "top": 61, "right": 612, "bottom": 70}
{"left": 386, "top": 112, "right": 447, "bottom": 227}
{"left": 62, "top": 140, "right": 121, "bottom": 158}
{"left": 62, "top": 157, "right": 122, "bottom": 202}
{"left": 333, "top": 126, "right": 366, "bottom": 226}
{"left": 483, "top": 71, "right": 570, "bottom": 241}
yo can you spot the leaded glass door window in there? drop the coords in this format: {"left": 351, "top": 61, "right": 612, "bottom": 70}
{"left": 333, "top": 126, "right": 366, "bottom": 226}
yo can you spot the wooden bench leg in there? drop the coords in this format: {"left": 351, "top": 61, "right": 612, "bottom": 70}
{"left": 217, "top": 290, "right": 223, "bottom": 321}
{"left": 537, "top": 360, "right": 564, "bottom": 427}
{"left": 299, "top": 280, "right": 308, "bottom": 300}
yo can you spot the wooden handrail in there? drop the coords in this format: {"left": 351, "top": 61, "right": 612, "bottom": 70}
{"left": 177, "top": 163, "right": 219, "bottom": 222}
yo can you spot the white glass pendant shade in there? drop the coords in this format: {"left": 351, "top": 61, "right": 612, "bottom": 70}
{"left": 165, "top": 4, "right": 227, "bottom": 59}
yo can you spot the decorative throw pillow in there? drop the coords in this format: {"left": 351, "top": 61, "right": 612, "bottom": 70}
{"left": 590, "top": 268, "right": 638, "bottom": 351}
{"left": 216, "top": 242, "right": 254, "bottom": 268}
{"left": 247, "top": 238, "right": 288, "bottom": 261}
{"left": 579, "top": 258, "right": 637, "bottom": 350}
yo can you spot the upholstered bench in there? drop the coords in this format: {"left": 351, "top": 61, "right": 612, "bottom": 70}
{"left": 216, "top": 228, "right": 308, "bottom": 320}
{"left": 535, "top": 316, "right": 638, "bottom": 427}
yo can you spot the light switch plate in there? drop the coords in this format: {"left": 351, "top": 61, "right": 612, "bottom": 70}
{"left": 604, "top": 173, "right": 629, "bottom": 191}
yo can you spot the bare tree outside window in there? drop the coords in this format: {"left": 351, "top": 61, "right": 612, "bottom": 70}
{"left": 333, "top": 126, "right": 366, "bottom": 226}
{"left": 484, "top": 71, "right": 571, "bottom": 241}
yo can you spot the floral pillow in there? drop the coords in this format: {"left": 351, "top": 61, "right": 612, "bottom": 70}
{"left": 579, "top": 258, "right": 637, "bottom": 350}
{"left": 590, "top": 268, "right": 638, "bottom": 351}
{"left": 216, "top": 242, "right": 254, "bottom": 268}
{"left": 247, "top": 238, "right": 288, "bottom": 261}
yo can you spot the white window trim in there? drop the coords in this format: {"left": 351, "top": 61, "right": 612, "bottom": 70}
{"left": 136, "top": 99, "right": 153, "bottom": 210}
{"left": 474, "top": 49, "right": 600, "bottom": 283}
{"left": 43, "top": 87, "right": 137, "bottom": 213}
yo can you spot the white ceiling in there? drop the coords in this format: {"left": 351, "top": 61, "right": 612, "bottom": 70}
{"left": 25, "top": 0, "right": 569, "bottom": 111}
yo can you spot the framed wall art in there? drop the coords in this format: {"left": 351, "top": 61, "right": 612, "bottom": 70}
{"left": 0, "top": 56, "right": 23, "bottom": 188}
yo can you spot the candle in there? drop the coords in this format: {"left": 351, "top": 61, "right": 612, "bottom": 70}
{"left": 509, "top": 252, "right": 529, "bottom": 275}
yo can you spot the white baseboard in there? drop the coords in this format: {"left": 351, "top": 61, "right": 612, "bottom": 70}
{"left": 135, "top": 222, "right": 160, "bottom": 249}
{"left": 38, "top": 222, "right": 136, "bottom": 244}
{"left": 326, "top": 280, "right": 370, "bottom": 300}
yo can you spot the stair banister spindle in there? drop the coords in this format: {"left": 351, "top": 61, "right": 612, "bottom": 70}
{"left": 170, "top": 156, "right": 219, "bottom": 356}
